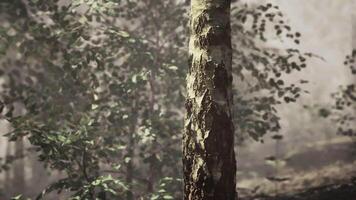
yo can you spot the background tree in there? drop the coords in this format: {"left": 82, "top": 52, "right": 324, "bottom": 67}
{"left": 319, "top": 1, "right": 356, "bottom": 142}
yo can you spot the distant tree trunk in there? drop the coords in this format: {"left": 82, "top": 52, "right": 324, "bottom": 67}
{"left": 30, "top": 150, "right": 46, "bottom": 197}
{"left": 126, "top": 115, "right": 136, "bottom": 200}
{"left": 14, "top": 139, "right": 25, "bottom": 194}
{"left": 3, "top": 139, "right": 25, "bottom": 197}
{"left": 183, "top": 0, "right": 236, "bottom": 200}
{"left": 126, "top": 131, "right": 134, "bottom": 200}
{"left": 351, "top": 0, "right": 356, "bottom": 156}
{"left": 4, "top": 141, "right": 12, "bottom": 198}
{"left": 353, "top": 0, "right": 356, "bottom": 49}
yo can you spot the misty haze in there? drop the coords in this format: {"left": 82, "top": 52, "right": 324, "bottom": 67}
{"left": 0, "top": 0, "right": 355, "bottom": 200}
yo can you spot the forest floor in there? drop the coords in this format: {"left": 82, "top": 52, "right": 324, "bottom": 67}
{"left": 238, "top": 137, "right": 356, "bottom": 200}
{"left": 238, "top": 163, "right": 356, "bottom": 200}
{"left": 240, "top": 180, "right": 356, "bottom": 200}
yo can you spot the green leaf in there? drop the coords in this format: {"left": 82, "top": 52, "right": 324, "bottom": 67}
{"left": 11, "top": 195, "right": 22, "bottom": 200}
{"left": 117, "top": 31, "right": 130, "bottom": 38}
{"left": 151, "top": 195, "right": 159, "bottom": 200}
{"left": 163, "top": 195, "right": 174, "bottom": 200}
{"left": 168, "top": 65, "right": 178, "bottom": 71}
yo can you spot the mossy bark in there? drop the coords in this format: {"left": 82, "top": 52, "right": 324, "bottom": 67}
{"left": 183, "top": 0, "right": 236, "bottom": 199}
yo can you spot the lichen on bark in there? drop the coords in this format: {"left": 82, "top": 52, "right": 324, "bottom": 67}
{"left": 183, "top": 0, "right": 236, "bottom": 200}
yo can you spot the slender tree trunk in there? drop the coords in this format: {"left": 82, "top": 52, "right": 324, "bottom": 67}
{"left": 30, "top": 151, "right": 46, "bottom": 197}
{"left": 183, "top": 0, "right": 236, "bottom": 200}
{"left": 353, "top": 0, "right": 356, "bottom": 49}
{"left": 4, "top": 141, "right": 12, "bottom": 199}
{"left": 351, "top": 0, "right": 356, "bottom": 157}
{"left": 126, "top": 122, "right": 135, "bottom": 200}
{"left": 147, "top": 31, "right": 161, "bottom": 193}
{"left": 14, "top": 138, "right": 25, "bottom": 195}
{"left": 147, "top": 73, "right": 157, "bottom": 194}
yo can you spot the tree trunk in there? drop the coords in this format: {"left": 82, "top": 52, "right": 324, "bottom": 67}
{"left": 352, "top": 0, "right": 356, "bottom": 157}
{"left": 353, "top": 0, "right": 356, "bottom": 49}
{"left": 14, "top": 138, "right": 25, "bottom": 195}
{"left": 126, "top": 123, "right": 135, "bottom": 200}
{"left": 4, "top": 141, "right": 12, "bottom": 199}
{"left": 183, "top": 0, "right": 236, "bottom": 200}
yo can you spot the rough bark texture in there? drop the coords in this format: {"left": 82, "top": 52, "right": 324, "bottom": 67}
{"left": 183, "top": 0, "right": 236, "bottom": 199}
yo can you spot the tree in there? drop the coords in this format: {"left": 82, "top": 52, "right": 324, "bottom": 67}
{"left": 321, "top": 5, "right": 356, "bottom": 139}
{"left": 183, "top": 0, "right": 236, "bottom": 199}
{"left": 0, "top": 1, "right": 186, "bottom": 199}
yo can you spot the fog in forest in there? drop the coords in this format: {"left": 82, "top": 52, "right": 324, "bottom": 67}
{"left": 0, "top": 0, "right": 355, "bottom": 199}
{"left": 238, "top": 0, "right": 355, "bottom": 195}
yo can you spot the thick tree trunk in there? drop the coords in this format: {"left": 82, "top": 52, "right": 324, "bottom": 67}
{"left": 183, "top": 0, "right": 236, "bottom": 200}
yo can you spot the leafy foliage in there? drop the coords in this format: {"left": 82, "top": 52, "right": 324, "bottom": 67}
{"left": 231, "top": 3, "right": 311, "bottom": 142}
{"left": 324, "top": 50, "right": 356, "bottom": 137}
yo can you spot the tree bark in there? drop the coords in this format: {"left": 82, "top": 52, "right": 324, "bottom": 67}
{"left": 183, "top": 0, "right": 236, "bottom": 200}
